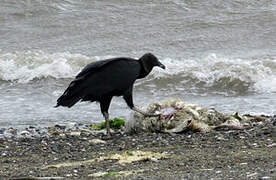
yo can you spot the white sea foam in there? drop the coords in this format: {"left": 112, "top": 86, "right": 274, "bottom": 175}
{"left": 0, "top": 50, "right": 275, "bottom": 93}
{"left": 153, "top": 53, "right": 276, "bottom": 93}
{"left": 0, "top": 50, "right": 113, "bottom": 83}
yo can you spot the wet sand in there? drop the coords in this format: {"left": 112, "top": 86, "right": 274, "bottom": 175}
{"left": 0, "top": 116, "right": 275, "bottom": 179}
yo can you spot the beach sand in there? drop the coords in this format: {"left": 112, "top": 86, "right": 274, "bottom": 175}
{"left": 0, "top": 116, "right": 275, "bottom": 179}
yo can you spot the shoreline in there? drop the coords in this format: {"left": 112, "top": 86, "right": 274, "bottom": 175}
{"left": 0, "top": 116, "right": 275, "bottom": 179}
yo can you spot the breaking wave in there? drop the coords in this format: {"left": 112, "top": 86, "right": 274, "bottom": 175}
{"left": 149, "top": 53, "right": 276, "bottom": 94}
{"left": 0, "top": 50, "right": 275, "bottom": 94}
{"left": 0, "top": 50, "right": 113, "bottom": 83}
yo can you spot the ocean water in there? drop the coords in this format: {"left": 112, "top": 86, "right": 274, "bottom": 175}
{"left": 0, "top": 0, "right": 275, "bottom": 129}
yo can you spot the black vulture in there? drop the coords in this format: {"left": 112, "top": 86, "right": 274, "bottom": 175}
{"left": 55, "top": 53, "right": 165, "bottom": 136}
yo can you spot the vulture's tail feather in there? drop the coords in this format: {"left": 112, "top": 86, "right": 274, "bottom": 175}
{"left": 55, "top": 78, "right": 85, "bottom": 108}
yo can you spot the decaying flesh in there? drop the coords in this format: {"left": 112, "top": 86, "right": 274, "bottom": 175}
{"left": 129, "top": 99, "right": 266, "bottom": 133}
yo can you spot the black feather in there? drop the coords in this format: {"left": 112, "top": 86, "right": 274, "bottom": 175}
{"left": 55, "top": 53, "right": 165, "bottom": 126}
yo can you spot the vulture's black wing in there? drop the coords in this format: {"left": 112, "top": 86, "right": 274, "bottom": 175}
{"left": 55, "top": 58, "right": 141, "bottom": 107}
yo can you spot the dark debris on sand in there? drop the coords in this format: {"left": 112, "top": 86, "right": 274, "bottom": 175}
{"left": 0, "top": 116, "right": 275, "bottom": 179}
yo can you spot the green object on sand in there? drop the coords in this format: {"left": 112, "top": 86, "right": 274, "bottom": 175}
{"left": 90, "top": 118, "right": 125, "bottom": 130}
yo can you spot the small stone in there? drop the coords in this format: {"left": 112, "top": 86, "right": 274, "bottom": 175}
{"left": 267, "top": 143, "right": 276, "bottom": 147}
{"left": 246, "top": 172, "right": 258, "bottom": 177}
{"left": 261, "top": 176, "right": 270, "bottom": 179}
{"left": 216, "top": 135, "right": 227, "bottom": 141}
{"left": 20, "top": 130, "right": 30, "bottom": 136}
{"left": 48, "top": 126, "right": 56, "bottom": 130}
{"left": 240, "top": 162, "right": 248, "bottom": 165}
{"left": 69, "top": 131, "right": 81, "bottom": 136}
{"left": 0, "top": 128, "right": 5, "bottom": 134}
{"left": 89, "top": 139, "right": 106, "bottom": 145}
{"left": 50, "top": 131, "right": 60, "bottom": 136}
{"left": 8, "top": 128, "right": 17, "bottom": 135}
{"left": 55, "top": 124, "right": 66, "bottom": 130}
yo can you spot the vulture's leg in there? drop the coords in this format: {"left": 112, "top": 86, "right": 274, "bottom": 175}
{"left": 123, "top": 87, "right": 160, "bottom": 117}
{"left": 100, "top": 96, "right": 113, "bottom": 136}
{"left": 103, "top": 112, "right": 110, "bottom": 135}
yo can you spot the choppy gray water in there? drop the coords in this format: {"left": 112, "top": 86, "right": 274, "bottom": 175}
{"left": 0, "top": 0, "right": 276, "bottom": 129}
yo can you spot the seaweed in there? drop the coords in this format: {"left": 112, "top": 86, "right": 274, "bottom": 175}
{"left": 90, "top": 118, "right": 125, "bottom": 130}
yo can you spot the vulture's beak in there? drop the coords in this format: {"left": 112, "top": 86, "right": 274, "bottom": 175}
{"left": 158, "top": 63, "right": 166, "bottom": 70}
